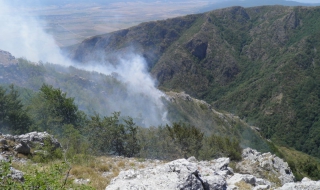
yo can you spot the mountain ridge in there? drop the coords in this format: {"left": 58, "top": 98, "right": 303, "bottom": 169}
{"left": 68, "top": 5, "right": 320, "bottom": 158}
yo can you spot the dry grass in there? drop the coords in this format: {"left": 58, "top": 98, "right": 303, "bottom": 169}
{"left": 68, "top": 156, "right": 148, "bottom": 190}
{"left": 117, "top": 160, "right": 125, "bottom": 168}
{"left": 235, "top": 181, "right": 253, "bottom": 190}
{"left": 11, "top": 155, "right": 164, "bottom": 190}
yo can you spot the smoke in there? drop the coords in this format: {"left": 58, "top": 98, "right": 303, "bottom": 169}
{"left": 0, "top": 0, "right": 169, "bottom": 127}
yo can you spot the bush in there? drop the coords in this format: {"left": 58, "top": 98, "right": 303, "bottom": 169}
{"left": 166, "top": 122, "right": 204, "bottom": 159}
{"left": 199, "top": 134, "right": 242, "bottom": 161}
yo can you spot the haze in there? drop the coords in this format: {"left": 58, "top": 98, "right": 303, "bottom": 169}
{"left": 6, "top": 0, "right": 318, "bottom": 47}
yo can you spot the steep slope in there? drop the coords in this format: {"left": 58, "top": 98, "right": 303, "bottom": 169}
{"left": 0, "top": 50, "right": 268, "bottom": 152}
{"left": 68, "top": 5, "right": 320, "bottom": 158}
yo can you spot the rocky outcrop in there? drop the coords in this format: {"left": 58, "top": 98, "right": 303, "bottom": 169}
{"left": 236, "top": 148, "right": 295, "bottom": 186}
{"left": 105, "top": 154, "right": 276, "bottom": 190}
{"left": 105, "top": 148, "right": 308, "bottom": 190}
{"left": 276, "top": 177, "right": 320, "bottom": 190}
{"left": 0, "top": 131, "right": 62, "bottom": 184}
{"left": 106, "top": 157, "right": 229, "bottom": 190}
{"left": 14, "top": 141, "right": 31, "bottom": 155}
{"left": 14, "top": 131, "right": 61, "bottom": 150}
{"left": 0, "top": 49, "right": 18, "bottom": 66}
{"left": 1, "top": 131, "right": 61, "bottom": 160}
{"left": 186, "top": 39, "right": 208, "bottom": 60}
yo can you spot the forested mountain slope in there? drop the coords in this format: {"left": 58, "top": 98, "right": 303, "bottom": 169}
{"left": 68, "top": 5, "right": 320, "bottom": 158}
{"left": 0, "top": 50, "right": 267, "bottom": 151}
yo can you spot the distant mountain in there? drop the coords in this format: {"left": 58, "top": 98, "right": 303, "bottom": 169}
{"left": 68, "top": 5, "right": 320, "bottom": 158}
{"left": 13, "top": 0, "right": 320, "bottom": 8}
{"left": 199, "top": 0, "right": 320, "bottom": 12}
{"left": 11, "top": 0, "right": 194, "bottom": 7}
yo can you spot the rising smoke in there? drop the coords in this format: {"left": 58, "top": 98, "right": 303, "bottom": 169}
{"left": 0, "top": 0, "right": 169, "bottom": 127}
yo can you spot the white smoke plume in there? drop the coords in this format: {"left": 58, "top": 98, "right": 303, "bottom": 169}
{"left": 0, "top": 0, "right": 169, "bottom": 127}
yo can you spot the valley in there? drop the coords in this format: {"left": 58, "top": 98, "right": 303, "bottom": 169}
{"left": 1, "top": 1, "right": 320, "bottom": 189}
{"left": 68, "top": 5, "right": 320, "bottom": 159}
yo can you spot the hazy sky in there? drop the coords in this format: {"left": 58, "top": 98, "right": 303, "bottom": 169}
{"left": 296, "top": 0, "right": 320, "bottom": 2}
{"left": 7, "top": 0, "right": 320, "bottom": 6}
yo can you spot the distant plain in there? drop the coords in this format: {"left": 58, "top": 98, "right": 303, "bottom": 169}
{"left": 29, "top": 2, "right": 208, "bottom": 47}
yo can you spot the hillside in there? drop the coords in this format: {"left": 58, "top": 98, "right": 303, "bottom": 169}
{"left": 68, "top": 5, "right": 320, "bottom": 158}
{"left": 0, "top": 50, "right": 268, "bottom": 151}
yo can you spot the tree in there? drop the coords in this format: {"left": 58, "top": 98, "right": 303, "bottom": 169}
{"left": 86, "top": 112, "right": 140, "bottom": 157}
{"left": 123, "top": 117, "right": 140, "bottom": 157}
{"left": 199, "top": 134, "right": 242, "bottom": 161}
{"left": 29, "top": 84, "right": 85, "bottom": 134}
{"left": 166, "top": 122, "right": 204, "bottom": 159}
{"left": 0, "top": 85, "right": 31, "bottom": 134}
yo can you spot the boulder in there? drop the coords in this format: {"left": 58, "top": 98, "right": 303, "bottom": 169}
{"left": 8, "top": 167, "right": 24, "bottom": 182}
{"left": 3, "top": 134, "right": 15, "bottom": 141}
{"left": 14, "top": 141, "right": 31, "bottom": 155}
{"left": 14, "top": 131, "right": 61, "bottom": 150}
{"left": 0, "top": 154, "right": 5, "bottom": 161}
{"left": 227, "top": 173, "right": 257, "bottom": 186}
{"left": 12, "top": 132, "right": 61, "bottom": 155}
{"left": 0, "top": 138, "right": 7, "bottom": 145}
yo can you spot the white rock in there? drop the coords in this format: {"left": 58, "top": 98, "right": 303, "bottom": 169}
{"left": 8, "top": 167, "right": 24, "bottom": 182}
{"left": 74, "top": 178, "right": 90, "bottom": 185}
{"left": 276, "top": 179, "right": 320, "bottom": 190}
{"left": 106, "top": 158, "right": 230, "bottom": 190}
{"left": 254, "top": 185, "right": 270, "bottom": 190}
{"left": 237, "top": 148, "right": 295, "bottom": 186}
{"left": 227, "top": 173, "right": 257, "bottom": 185}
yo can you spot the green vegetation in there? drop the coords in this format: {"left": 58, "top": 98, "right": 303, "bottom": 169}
{"left": 1, "top": 81, "right": 320, "bottom": 189}
{"left": 142, "top": 6, "right": 320, "bottom": 159}
{"left": 86, "top": 113, "right": 140, "bottom": 157}
{"left": 0, "top": 85, "right": 32, "bottom": 134}
{"left": 4, "top": 5, "right": 320, "bottom": 188}
{"left": 276, "top": 146, "right": 320, "bottom": 181}
{"left": 0, "top": 84, "right": 245, "bottom": 189}
{"left": 0, "top": 84, "right": 245, "bottom": 161}
{"left": 166, "top": 122, "right": 204, "bottom": 158}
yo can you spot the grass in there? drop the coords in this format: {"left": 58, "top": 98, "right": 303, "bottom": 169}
{"left": 235, "top": 181, "right": 253, "bottom": 190}
{"left": 9, "top": 155, "right": 157, "bottom": 190}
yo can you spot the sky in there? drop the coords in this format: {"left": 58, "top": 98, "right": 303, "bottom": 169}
{"left": 296, "top": 0, "right": 320, "bottom": 2}
{"left": 7, "top": 0, "right": 320, "bottom": 6}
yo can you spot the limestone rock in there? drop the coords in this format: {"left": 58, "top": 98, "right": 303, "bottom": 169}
{"left": 178, "top": 171, "right": 205, "bottom": 190}
{"left": 236, "top": 148, "right": 295, "bottom": 186}
{"left": 276, "top": 177, "right": 320, "bottom": 190}
{"left": 74, "top": 178, "right": 90, "bottom": 185}
{"left": 227, "top": 173, "right": 257, "bottom": 186}
{"left": 8, "top": 167, "right": 24, "bottom": 182}
{"left": 253, "top": 185, "right": 270, "bottom": 190}
{"left": 14, "top": 131, "right": 61, "bottom": 151}
{"left": 14, "top": 141, "right": 31, "bottom": 155}
{"left": 106, "top": 157, "right": 231, "bottom": 190}
{"left": 0, "top": 138, "right": 7, "bottom": 145}
{"left": 105, "top": 149, "right": 319, "bottom": 190}
{"left": 3, "top": 134, "right": 15, "bottom": 141}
